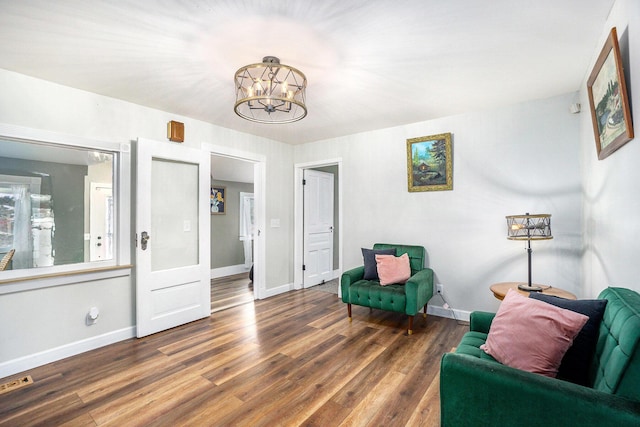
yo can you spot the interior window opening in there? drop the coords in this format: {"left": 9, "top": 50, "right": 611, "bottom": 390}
{"left": 0, "top": 138, "right": 115, "bottom": 273}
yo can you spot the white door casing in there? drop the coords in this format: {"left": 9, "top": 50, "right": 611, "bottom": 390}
{"left": 202, "top": 142, "right": 265, "bottom": 300}
{"left": 135, "top": 138, "right": 211, "bottom": 338}
{"left": 303, "top": 169, "right": 334, "bottom": 287}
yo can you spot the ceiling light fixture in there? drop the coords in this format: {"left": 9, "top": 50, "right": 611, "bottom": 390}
{"left": 234, "top": 56, "right": 307, "bottom": 124}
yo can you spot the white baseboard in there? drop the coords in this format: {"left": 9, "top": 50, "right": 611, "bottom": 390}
{"left": 210, "top": 264, "right": 250, "bottom": 279}
{"left": 427, "top": 304, "right": 470, "bottom": 322}
{"left": 0, "top": 326, "right": 136, "bottom": 379}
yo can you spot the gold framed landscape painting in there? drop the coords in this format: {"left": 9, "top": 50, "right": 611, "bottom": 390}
{"left": 587, "top": 27, "right": 634, "bottom": 160}
{"left": 407, "top": 132, "right": 453, "bottom": 192}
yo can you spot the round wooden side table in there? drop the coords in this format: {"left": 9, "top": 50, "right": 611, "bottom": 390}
{"left": 490, "top": 282, "right": 577, "bottom": 301}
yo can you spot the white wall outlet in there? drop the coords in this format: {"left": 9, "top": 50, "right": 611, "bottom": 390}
{"left": 436, "top": 283, "right": 444, "bottom": 294}
{"left": 86, "top": 307, "right": 99, "bottom": 326}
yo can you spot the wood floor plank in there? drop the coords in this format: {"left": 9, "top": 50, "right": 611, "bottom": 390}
{"left": 405, "top": 367, "right": 442, "bottom": 427}
{"left": 88, "top": 370, "right": 212, "bottom": 425}
{"left": 300, "top": 399, "right": 350, "bottom": 427}
{"left": 58, "top": 413, "right": 98, "bottom": 427}
{"left": 0, "top": 393, "right": 87, "bottom": 427}
{"left": 329, "top": 333, "right": 420, "bottom": 409}
{"left": 180, "top": 342, "right": 260, "bottom": 383}
{"left": 172, "top": 392, "right": 244, "bottom": 427}
{"left": 215, "top": 352, "right": 294, "bottom": 402}
{"left": 211, "top": 272, "right": 253, "bottom": 313}
{"left": 338, "top": 370, "right": 407, "bottom": 427}
{"left": 0, "top": 288, "right": 468, "bottom": 427}
{"left": 75, "top": 353, "right": 183, "bottom": 403}
{"left": 277, "top": 319, "right": 353, "bottom": 359}
{"left": 254, "top": 331, "right": 389, "bottom": 426}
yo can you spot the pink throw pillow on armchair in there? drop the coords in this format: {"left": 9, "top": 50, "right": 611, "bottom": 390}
{"left": 375, "top": 253, "right": 411, "bottom": 286}
{"left": 480, "top": 289, "right": 589, "bottom": 377}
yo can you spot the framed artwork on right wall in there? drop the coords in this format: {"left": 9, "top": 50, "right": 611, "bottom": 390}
{"left": 587, "top": 27, "right": 634, "bottom": 160}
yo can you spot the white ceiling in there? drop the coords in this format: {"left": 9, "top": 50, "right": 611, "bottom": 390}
{"left": 211, "top": 155, "right": 254, "bottom": 184}
{"left": 0, "top": 0, "right": 614, "bottom": 145}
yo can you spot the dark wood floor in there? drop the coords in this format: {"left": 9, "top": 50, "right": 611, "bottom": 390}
{"left": 211, "top": 273, "right": 254, "bottom": 313}
{"left": 0, "top": 289, "right": 468, "bottom": 426}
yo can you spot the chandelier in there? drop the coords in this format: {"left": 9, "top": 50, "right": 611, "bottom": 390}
{"left": 234, "top": 56, "right": 307, "bottom": 124}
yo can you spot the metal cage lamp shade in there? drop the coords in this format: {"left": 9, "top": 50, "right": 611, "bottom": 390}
{"left": 506, "top": 213, "right": 553, "bottom": 292}
{"left": 234, "top": 56, "right": 307, "bottom": 124}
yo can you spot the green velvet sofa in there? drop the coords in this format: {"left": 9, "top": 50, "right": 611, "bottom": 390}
{"left": 340, "top": 243, "right": 433, "bottom": 335}
{"left": 440, "top": 287, "right": 640, "bottom": 426}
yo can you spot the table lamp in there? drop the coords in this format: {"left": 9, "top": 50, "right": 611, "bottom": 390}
{"left": 506, "top": 213, "right": 552, "bottom": 292}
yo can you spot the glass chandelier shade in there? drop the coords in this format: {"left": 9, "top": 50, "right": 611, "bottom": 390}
{"left": 234, "top": 56, "right": 307, "bottom": 124}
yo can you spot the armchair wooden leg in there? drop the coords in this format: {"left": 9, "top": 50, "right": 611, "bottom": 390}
{"left": 348, "top": 303, "right": 352, "bottom": 322}
{"left": 408, "top": 316, "right": 414, "bottom": 335}
{"left": 423, "top": 305, "right": 428, "bottom": 319}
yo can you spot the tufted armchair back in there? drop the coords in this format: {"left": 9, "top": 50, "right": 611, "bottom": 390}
{"left": 372, "top": 243, "right": 425, "bottom": 275}
{"left": 591, "top": 287, "right": 640, "bottom": 401}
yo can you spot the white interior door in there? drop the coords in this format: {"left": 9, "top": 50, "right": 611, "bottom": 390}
{"left": 303, "top": 169, "right": 334, "bottom": 287}
{"left": 136, "top": 138, "right": 211, "bottom": 338}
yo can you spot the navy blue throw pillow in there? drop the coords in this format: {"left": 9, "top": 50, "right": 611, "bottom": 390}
{"left": 529, "top": 292, "right": 607, "bottom": 385}
{"left": 361, "top": 248, "right": 396, "bottom": 280}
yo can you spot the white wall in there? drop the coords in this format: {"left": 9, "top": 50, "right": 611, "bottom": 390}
{"left": 0, "top": 69, "right": 295, "bottom": 374}
{"left": 295, "top": 92, "right": 582, "bottom": 314}
{"left": 580, "top": 0, "right": 640, "bottom": 297}
{"left": 0, "top": 275, "right": 134, "bottom": 368}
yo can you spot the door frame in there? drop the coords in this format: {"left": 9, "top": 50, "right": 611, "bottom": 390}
{"left": 294, "top": 158, "right": 343, "bottom": 291}
{"left": 202, "top": 142, "right": 266, "bottom": 300}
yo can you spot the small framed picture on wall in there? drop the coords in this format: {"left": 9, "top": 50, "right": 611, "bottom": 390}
{"left": 211, "top": 186, "right": 226, "bottom": 214}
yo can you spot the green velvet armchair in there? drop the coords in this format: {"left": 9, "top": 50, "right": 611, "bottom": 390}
{"left": 340, "top": 243, "right": 433, "bottom": 334}
{"left": 440, "top": 287, "right": 640, "bottom": 426}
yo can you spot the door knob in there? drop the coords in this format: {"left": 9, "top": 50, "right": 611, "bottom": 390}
{"left": 141, "top": 231, "right": 150, "bottom": 250}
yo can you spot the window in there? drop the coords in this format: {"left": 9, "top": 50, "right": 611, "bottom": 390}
{"left": 0, "top": 125, "right": 131, "bottom": 284}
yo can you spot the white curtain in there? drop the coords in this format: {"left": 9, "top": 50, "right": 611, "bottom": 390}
{"left": 9, "top": 184, "right": 32, "bottom": 269}
{"left": 239, "top": 193, "right": 255, "bottom": 268}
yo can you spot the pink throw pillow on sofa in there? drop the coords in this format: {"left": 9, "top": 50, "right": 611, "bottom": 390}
{"left": 375, "top": 253, "right": 411, "bottom": 286}
{"left": 480, "top": 289, "right": 588, "bottom": 377}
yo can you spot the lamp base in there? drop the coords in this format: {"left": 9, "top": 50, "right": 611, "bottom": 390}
{"left": 517, "top": 283, "right": 543, "bottom": 292}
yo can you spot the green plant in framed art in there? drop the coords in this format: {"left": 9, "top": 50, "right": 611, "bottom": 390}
{"left": 587, "top": 27, "right": 634, "bottom": 160}
{"left": 407, "top": 132, "right": 453, "bottom": 192}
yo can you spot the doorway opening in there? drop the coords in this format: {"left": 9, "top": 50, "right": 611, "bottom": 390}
{"left": 294, "top": 159, "right": 342, "bottom": 294}
{"left": 203, "top": 143, "right": 266, "bottom": 311}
